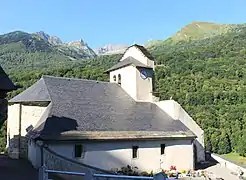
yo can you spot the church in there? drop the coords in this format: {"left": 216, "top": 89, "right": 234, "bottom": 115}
{"left": 7, "top": 44, "right": 205, "bottom": 173}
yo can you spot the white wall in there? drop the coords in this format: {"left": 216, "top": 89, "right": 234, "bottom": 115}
{"left": 121, "top": 46, "right": 154, "bottom": 68}
{"left": 48, "top": 139, "right": 194, "bottom": 173}
{"left": 110, "top": 66, "right": 137, "bottom": 100}
{"left": 136, "top": 68, "right": 153, "bottom": 102}
{"left": 109, "top": 65, "right": 154, "bottom": 102}
{"left": 155, "top": 100, "right": 205, "bottom": 162}
{"left": 7, "top": 104, "right": 47, "bottom": 158}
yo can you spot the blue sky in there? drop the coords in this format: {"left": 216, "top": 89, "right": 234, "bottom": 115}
{"left": 1, "top": 0, "right": 246, "bottom": 48}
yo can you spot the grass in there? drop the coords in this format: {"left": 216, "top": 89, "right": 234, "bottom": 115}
{"left": 223, "top": 152, "right": 246, "bottom": 166}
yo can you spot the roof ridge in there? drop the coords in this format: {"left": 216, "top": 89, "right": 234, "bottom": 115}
{"left": 41, "top": 76, "right": 53, "bottom": 102}
{"left": 42, "top": 75, "right": 111, "bottom": 84}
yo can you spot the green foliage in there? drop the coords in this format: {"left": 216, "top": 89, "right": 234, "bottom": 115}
{"left": 2, "top": 24, "right": 246, "bottom": 156}
{"left": 151, "top": 24, "right": 246, "bottom": 155}
{"left": 237, "top": 129, "right": 246, "bottom": 157}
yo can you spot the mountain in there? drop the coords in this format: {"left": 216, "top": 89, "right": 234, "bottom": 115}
{"left": 35, "top": 31, "right": 62, "bottom": 45}
{"left": 94, "top": 44, "right": 128, "bottom": 55}
{"left": 146, "top": 21, "right": 242, "bottom": 47}
{"left": 2, "top": 22, "right": 246, "bottom": 156}
{"left": 35, "top": 31, "right": 97, "bottom": 60}
{"left": 170, "top": 21, "right": 232, "bottom": 41}
{"left": 0, "top": 31, "right": 97, "bottom": 71}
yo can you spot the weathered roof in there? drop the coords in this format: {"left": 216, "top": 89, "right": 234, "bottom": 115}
{"left": 105, "top": 56, "right": 152, "bottom": 72}
{"left": 129, "top": 44, "right": 155, "bottom": 60}
{"left": 9, "top": 78, "right": 51, "bottom": 103}
{"left": 0, "top": 65, "right": 17, "bottom": 91}
{"left": 10, "top": 75, "right": 195, "bottom": 140}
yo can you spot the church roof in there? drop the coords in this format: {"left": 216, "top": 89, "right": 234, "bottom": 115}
{"left": 0, "top": 65, "right": 17, "bottom": 91}
{"left": 105, "top": 56, "right": 152, "bottom": 72}
{"left": 10, "top": 76, "right": 195, "bottom": 140}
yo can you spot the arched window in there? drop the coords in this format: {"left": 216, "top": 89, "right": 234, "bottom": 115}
{"left": 113, "top": 75, "right": 116, "bottom": 82}
{"left": 118, "top": 74, "right": 121, "bottom": 85}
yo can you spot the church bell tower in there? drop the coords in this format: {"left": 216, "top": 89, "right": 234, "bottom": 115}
{"left": 106, "top": 44, "right": 158, "bottom": 102}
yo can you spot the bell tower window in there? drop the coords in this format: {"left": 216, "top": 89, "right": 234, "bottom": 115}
{"left": 118, "top": 74, "right": 121, "bottom": 85}
{"left": 113, "top": 75, "right": 116, "bottom": 82}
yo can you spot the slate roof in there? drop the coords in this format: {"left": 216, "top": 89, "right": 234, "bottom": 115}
{"left": 10, "top": 76, "right": 195, "bottom": 140}
{"left": 0, "top": 65, "right": 17, "bottom": 91}
{"left": 105, "top": 56, "right": 152, "bottom": 72}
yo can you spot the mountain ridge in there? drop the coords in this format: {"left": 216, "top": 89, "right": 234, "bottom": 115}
{"left": 146, "top": 21, "right": 246, "bottom": 47}
{"left": 2, "top": 21, "right": 246, "bottom": 156}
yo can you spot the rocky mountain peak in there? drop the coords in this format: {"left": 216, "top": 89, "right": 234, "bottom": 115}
{"left": 94, "top": 44, "right": 128, "bottom": 55}
{"left": 35, "top": 31, "right": 62, "bottom": 45}
{"left": 68, "top": 39, "right": 87, "bottom": 48}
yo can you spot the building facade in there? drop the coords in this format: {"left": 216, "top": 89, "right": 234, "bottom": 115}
{"left": 7, "top": 45, "right": 205, "bottom": 173}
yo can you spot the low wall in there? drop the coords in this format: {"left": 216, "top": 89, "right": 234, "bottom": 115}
{"left": 42, "top": 146, "right": 115, "bottom": 180}
{"left": 155, "top": 100, "right": 205, "bottom": 162}
{"left": 211, "top": 154, "right": 246, "bottom": 175}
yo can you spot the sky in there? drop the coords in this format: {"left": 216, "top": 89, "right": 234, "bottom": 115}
{"left": 1, "top": 0, "right": 246, "bottom": 48}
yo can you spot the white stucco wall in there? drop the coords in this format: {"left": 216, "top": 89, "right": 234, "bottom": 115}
{"left": 7, "top": 104, "right": 47, "bottom": 158}
{"left": 48, "top": 139, "right": 194, "bottom": 173}
{"left": 121, "top": 46, "right": 154, "bottom": 68}
{"left": 110, "top": 66, "right": 137, "bottom": 100}
{"left": 136, "top": 68, "right": 153, "bottom": 102}
{"left": 109, "top": 66, "right": 154, "bottom": 102}
{"left": 155, "top": 100, "right": 205, "bottom": 162}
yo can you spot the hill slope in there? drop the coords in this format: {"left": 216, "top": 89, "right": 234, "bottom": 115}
{"left": 0, "top": 31, "right": 96, "bottom": 71}
{"left": 3, "top": 22, "right": 246, "bottom": 156}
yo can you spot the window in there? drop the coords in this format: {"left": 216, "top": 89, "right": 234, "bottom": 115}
{"left": 113, "top": 75, "right": 116, "bottom": 82}
{"left": 118, "top": 74, "right": 121, "bottom": 85}
{"left": 161, "top": 144, "right": 165, "bottom": 155}
{"left": 132, "top": 146, "right": 139, "bottom": 159}
{"left": 74, "top": 144, "right": 84, "bottom": 158}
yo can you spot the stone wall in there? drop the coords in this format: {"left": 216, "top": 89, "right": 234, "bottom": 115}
{"left": 42, "top": 144, "right": 114, "bottom": 180}
{"left": 7, "top": 104, "right": 47, "bottom": 159}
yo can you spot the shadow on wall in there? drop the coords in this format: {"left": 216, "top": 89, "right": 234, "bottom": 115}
{"left": 193, "top": 139, "right": 206, "bottom": 169}
{"left": 37, "top": 115, "right": 79, "bottom": 137}
{"left": 8, "top": 116, "right": 79, "bottom": 159}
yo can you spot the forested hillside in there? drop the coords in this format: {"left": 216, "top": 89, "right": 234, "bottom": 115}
{"left": 0, "top": 31, "right": 97, "bottom": 72}
{"left": 1, "top": 22, "right": 246, "bottom": 157}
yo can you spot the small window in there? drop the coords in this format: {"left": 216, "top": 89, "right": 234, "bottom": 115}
{"left": 118, "top": 74, "right": 121, "bottom": 85}
{"left": 161, "top": 144, "right": 165, "bottom": 155}
{"left": 113, "top": 75, "right": 116, "bottom": 81}
{"left": 74, "top": 144, "right": 84, "bottom": 158}
{"left": 132, "top": 146, "right": 139, "bottom": 159}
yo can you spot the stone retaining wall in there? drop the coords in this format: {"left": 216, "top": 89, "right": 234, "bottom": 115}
{"left": 42, "top": 146, "right": 114, "bottom": 180}
{"left": 212, "top": 154, "right": 246, "bottom": 175}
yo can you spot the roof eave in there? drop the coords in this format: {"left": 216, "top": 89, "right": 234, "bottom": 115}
{"left": 8, "top": 100, "right": 51, "bottom": 104}
{"left": 105, "top": 64, "right": 152, "bottom": 73}
{"left": 36, "top": 132, "right": 196, "bottom": 141}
